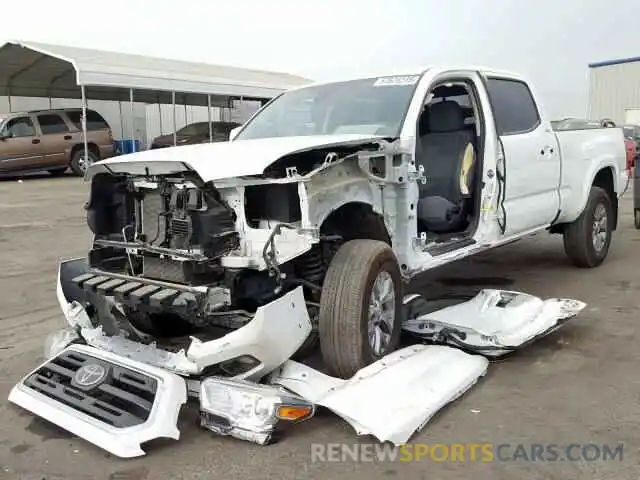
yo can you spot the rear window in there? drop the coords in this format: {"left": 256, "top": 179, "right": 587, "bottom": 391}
{"left": 37, "top": 114, "right": 69, "bottom": 134}
{"left": 486, "top": 78, "right": 541, "bottom": 135}
{"left": 66, "top": 110, "right": 110, "bottom": 131}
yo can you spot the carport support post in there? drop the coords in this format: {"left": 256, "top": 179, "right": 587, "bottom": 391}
{"left": 207, "top": 95, "right": 212, "bottom": 142}
{"left": 129, "top": 89, "right": 136, "bottom": 153}
{"left": 118, "top": 102, "right": 124, "bottom": 140}
{"left": 81, "top": 85, "right": 89, "bottom": 166}
{"left": 172, "top": 91, "right": 177, "bottom": 146}
{"left": 158, "top": 97, "right": 162, "bottom": 136}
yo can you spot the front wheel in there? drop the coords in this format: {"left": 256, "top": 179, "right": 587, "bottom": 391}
{"left": 563, "top": 186, "right": 614, "bottom": 268}
{"left": 319, "top": 239, "right": 402, "bottom": 379}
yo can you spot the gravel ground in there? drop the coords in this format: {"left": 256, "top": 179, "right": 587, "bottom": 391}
{"left": 0, "top": 174, "right": 638, "bottom": 480}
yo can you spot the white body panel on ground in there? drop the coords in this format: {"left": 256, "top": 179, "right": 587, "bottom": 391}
{"left": 402, "top": 290, "right": 587, "bottom": 356}
{"left": 269, "top": 345, "right": 489, "bottom": 445}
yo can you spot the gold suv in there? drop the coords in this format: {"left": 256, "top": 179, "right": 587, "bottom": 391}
{"left": 0, "top": 108, "right": 115, "bottom": 176}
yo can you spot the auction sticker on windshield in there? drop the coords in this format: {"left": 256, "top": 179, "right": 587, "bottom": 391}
{"left": 373, "top": 75, "right": 420, "bottom": 87}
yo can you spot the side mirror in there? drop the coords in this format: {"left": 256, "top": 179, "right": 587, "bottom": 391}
{"left": 228, "top": 126, "right": 241, "bottom": 141}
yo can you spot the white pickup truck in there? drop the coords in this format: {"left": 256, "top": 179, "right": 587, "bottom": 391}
{"left": 9, "top": 66, "right": 626, "bottom": 456}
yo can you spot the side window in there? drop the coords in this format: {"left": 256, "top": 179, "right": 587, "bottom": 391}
{"left": 37, "top": 114, "right": 70, "bottom": 134}
{"left": 486, "top": 78, "right": 540, "bottom": 135}
{"left": 67, "top": 110, "right": 109, "bottom": 131}
{"left": 3, "top": 117, "right": 36, "bottom": 137}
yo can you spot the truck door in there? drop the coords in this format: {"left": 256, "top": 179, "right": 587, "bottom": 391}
{"left": 35, "top": 113, "right": 74, "bottom": 168}
{"left": 0, "top": 116, "right": 41, "bottom": 172}
{"left": 484, "top": 77, "right": 561, "bottom": 236}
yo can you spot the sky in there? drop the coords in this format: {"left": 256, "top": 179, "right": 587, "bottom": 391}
{"left": 3, "top": 0, "right": 640, "bottom": 118}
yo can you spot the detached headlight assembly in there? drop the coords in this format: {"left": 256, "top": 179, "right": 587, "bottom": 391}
{"left": 199, "top": 377, "right": 315, "bottom": 445}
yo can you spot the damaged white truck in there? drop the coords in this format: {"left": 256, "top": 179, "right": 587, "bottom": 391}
{"left": 10, "top": 67, "right": 625, "bottom": 457}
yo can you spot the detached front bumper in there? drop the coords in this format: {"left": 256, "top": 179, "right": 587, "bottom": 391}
{"left": 56, "top": 259, "right": 313, "bottom": 380}
{"left": 9, "top": 344, "right": 187, "bottom": 458}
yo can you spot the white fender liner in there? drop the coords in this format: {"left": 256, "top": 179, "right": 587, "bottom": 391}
{"left": 8, "top": 344, "right": 187, "bottom": 458}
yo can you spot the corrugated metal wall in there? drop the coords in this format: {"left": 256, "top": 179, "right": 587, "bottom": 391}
{"left": 588, "top": 61, "right": 640, "bottom": 124}
{"left": 0, "top": 96, "right": 261, "bottom": 148}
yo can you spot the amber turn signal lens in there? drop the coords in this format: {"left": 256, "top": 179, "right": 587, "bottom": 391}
{"left": 276, "top": 405, "right": 314, "bottom": 421}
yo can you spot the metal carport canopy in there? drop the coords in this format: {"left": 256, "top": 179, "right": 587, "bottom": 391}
{"left": 0, "top": 40, "right": 312, "bottom": 106}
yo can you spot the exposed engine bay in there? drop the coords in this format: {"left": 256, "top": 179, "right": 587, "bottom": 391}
{"left": 75, "top": 152, "right": 376, "bottom": 364}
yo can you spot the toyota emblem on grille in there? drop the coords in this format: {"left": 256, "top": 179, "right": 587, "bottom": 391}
{"left": 74, "top": 364, "right": 107, "bottom": 387}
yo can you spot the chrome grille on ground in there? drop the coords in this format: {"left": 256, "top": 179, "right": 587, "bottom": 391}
{"left": 24, "top": 350, "right": 158, "bottom": 428}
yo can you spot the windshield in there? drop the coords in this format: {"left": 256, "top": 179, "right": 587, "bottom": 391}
{"left": 235, "top": 75, "right": 421, "bottom": 140}
{"left": 177, "top": 122, "right": 210, "bottom": 136}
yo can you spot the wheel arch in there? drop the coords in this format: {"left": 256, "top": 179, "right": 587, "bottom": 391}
{"left": 552, "top": 164, "right": 619, "bottom": 232}
{"left": 319, "top": 201, "right": 391, "bottom": 244}
{"left": 591, "top": 166, "right": 618, "bottom": 230}
{"left": 69, "top": 142, "right": 100, "bottom": 162}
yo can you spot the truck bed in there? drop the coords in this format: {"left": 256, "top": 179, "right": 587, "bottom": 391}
{"left": 554, "top": 126, "right": 627, "bottom": 223}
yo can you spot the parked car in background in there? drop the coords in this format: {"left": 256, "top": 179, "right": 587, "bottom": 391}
{"left": 624, "top": 136, "right": 637, "bottom": 172}
{"left": 0, "top": 108, "right": 115, "bottom": 176}
{"left": 622, "top": 124, "right": 640, "bottom": 150}
{"left": 149, "top": 120, "right": 241, "bottom": 149}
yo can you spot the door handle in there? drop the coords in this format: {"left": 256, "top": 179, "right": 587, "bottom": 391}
{"left": 540, "top": 145, "right": 554, "bottom": 155}
{"left": 32, "top": 139, "right": 40, "bottom": 144}
{"left": 64, "top": 135, "right": 72, "bottom": 140}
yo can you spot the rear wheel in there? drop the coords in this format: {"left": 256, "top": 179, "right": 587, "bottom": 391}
{"left": 70, "top": 150, "right": 98, "bottom": 176}
{"left": 319, "top": 239, "right": 402, "bottom": 378}
{"left": 563, "top": 186, "right": 613, "bottom": 267}
{"left": 635, "top": 209, "right": 640, "bottom": 229}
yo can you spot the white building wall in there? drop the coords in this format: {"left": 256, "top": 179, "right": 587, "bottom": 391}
{"left": 588, "top": 61, "right": 640, "bottom": 124}
{"left": 1, "top": 96, "right": 262, "bottom": 148}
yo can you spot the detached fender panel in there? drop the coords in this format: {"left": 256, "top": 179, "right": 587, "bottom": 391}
{"left": 402, "top": 289, "right": 586, "bottom": 356}
{"left": 269, "top": 345, "right": 488, "bottom": 445}
{"left": 8, "top": 344, "right": 187, "bottom": 458}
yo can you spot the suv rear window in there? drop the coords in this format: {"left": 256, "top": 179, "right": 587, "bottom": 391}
{"left": 66, "top": 110, "right": 110, "bottom": 131}
{"left": 37, "top": 114, "right": 70, "bottom": 134}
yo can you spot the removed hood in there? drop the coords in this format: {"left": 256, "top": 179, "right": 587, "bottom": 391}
{"left": 86, "top": 134, "right": 384, "bottom": 182}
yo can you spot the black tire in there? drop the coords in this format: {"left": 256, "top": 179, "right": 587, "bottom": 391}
{"left": 48, "top": 168, "right": 67, "bottom": 176}
{"left": 319, "top": 239, "right": 402, "bottom": 378}
{"left": 563, "top": 186, "right": 613, "bottom": 268}
{"left": 635, "top": 209, "right": 640, "bottom": 230}
{"left": 70, "top": 150, "right": 98, "bottom": 176}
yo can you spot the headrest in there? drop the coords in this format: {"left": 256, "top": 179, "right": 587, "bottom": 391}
{"left": 426, "top": 100, "right": 465, "bottom": 133}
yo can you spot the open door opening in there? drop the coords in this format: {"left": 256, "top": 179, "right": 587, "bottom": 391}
{"left": 414, "top": 80, "right": 486, "bottom": 254}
